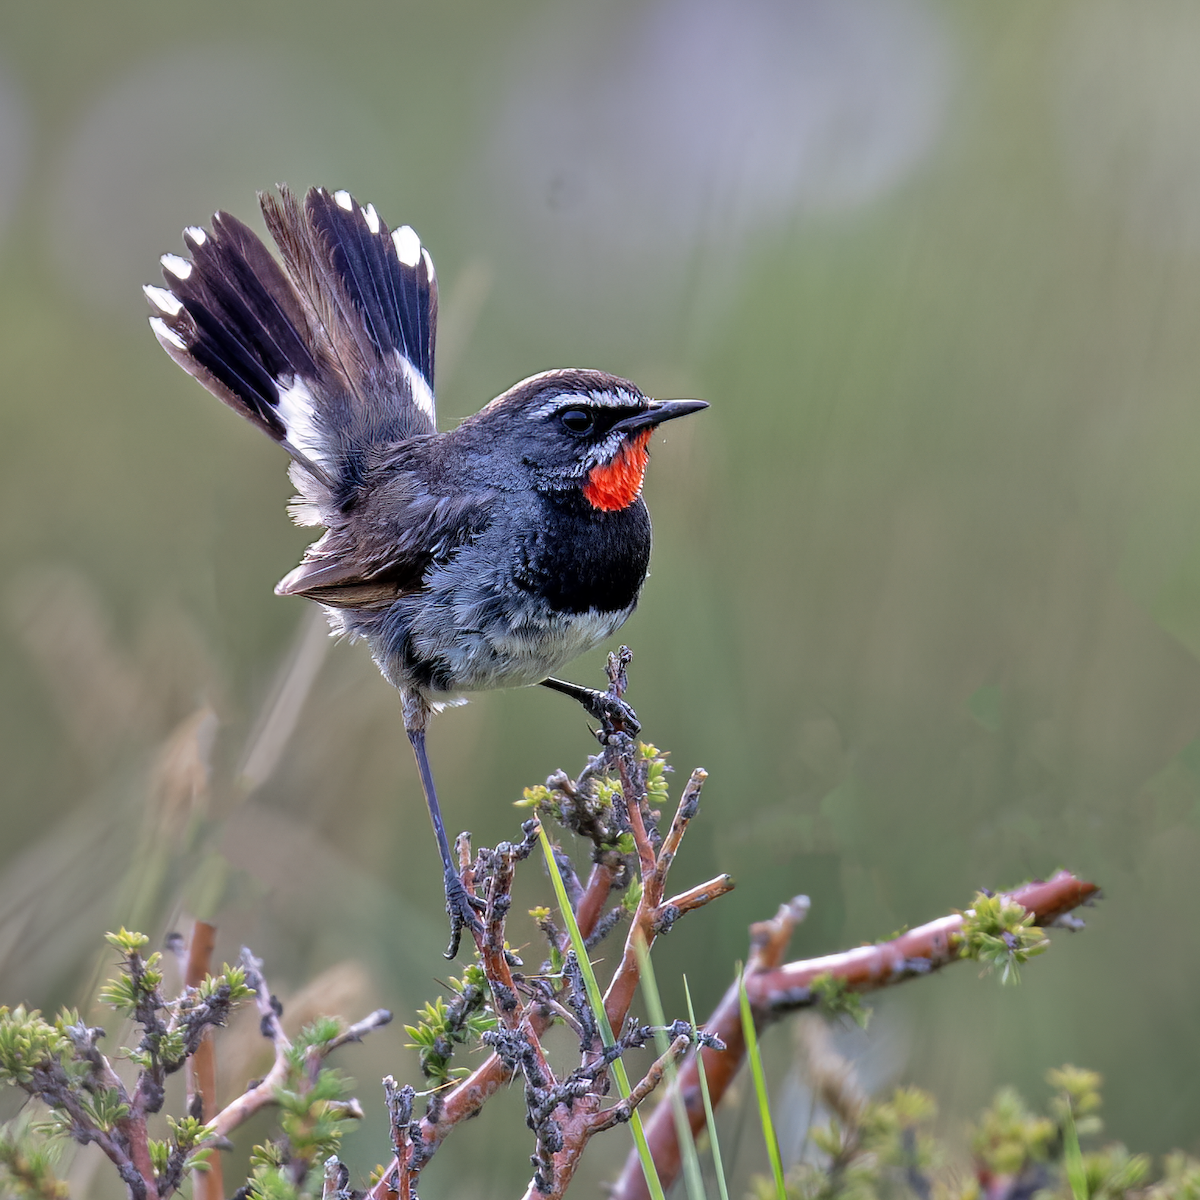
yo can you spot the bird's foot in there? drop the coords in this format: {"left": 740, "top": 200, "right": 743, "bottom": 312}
{"left": 539, "top": 673, "right": 641, "bottom": 738}
{"left": 579, "top": 687, "right": 641, "bottom": 738}
{"left": 443, "top": 867, "right": 486, "bottom": 959}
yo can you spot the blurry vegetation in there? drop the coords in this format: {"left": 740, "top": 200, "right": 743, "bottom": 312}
{"left": 748, "top": 1024, "right": 1200, "bottom": 1200}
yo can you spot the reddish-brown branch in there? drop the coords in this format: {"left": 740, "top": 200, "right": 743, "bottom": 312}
{"left": 620, "top": 750, "right": 658, "bottom": 882}
{"left": 662, "top": 874, "right": 736, "bottom": 919}
{"left": 575, "top": 862, "right": 619, "bottom": 935}
{"left": 74, "top": 1038, "right": 158, "bottom": 1200}
{"left": 586, "top": 1034, "right": 692, "bottom": 1137}
{"left": 184, "top": 921, "right": 222, "bottom": 1200}
{"left": 518, "top": 1033, "right": 695, "bottom": 1200}
{"left": 602, "top": 764, "right": 710, "bottom": 1034}
{"left": 613, "top": 871, "right": 1100, "bottom": 1200}
{"left": 657, "top": 770, "right": 707, "bottom": 875}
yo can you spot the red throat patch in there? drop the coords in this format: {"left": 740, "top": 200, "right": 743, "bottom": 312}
{"left": 582, "top": 430, "right": 652, "bottom": 512}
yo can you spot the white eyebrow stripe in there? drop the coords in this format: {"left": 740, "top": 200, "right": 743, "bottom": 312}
{"left": 529, "top": 388, "right": 643, "bottom": 419}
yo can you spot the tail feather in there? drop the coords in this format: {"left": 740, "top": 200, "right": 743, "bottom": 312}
{"left": 303, "top": 189, "right": 437, "bottom": 388}
{"left": 147, "top": 185, "right": 440, "bottom": 509}
{"left": 260, "top": 186, "right": 438, "bottom": 435}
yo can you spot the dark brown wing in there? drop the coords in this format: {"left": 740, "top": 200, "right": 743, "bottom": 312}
{"left": 275, "top": 486, "right": 496, "bottom": 608}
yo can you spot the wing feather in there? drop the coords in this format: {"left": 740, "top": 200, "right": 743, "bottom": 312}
{"left": 275, "top": 487, "right": 496, "bottom": 608}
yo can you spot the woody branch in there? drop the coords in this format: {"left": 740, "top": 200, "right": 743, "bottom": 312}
{"left": 611, "top": 870, "right": 1101, "bottom": 1200}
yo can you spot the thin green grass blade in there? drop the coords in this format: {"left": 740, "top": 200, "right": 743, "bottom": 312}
{"left": 684, "top": 975, "right": 731, "bottom": 1200}
{"left": 1062, "top": 1104, "right": 1088, "bottom": 1200}
{"left": 537, "top": 821, "right": 666, "bottom": 1200}
{"left": 738, "top": 967, "right": 787, "bottom": 1200}
{"left": 634, "top": 935, "right": 707, "bottom": 1199}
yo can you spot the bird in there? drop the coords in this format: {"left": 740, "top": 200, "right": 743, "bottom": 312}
{"left": 145, "top": 185, "right": 706, "bottom": 956}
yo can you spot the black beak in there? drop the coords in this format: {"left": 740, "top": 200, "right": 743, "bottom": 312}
{"left": 613, "top": 398, "right": 709, "bottom": 437}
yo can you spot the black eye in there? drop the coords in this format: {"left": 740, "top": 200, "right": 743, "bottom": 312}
{"left": 559, "top": 408, "right": 595, "bottom": 434}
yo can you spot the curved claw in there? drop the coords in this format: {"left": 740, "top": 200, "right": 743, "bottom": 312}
{"left": 443, "top": 868, "right": 485, "bottom": 960}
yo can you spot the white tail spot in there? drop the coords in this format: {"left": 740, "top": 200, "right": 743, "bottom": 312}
{"left": 393, "top": 225, "right": 421, "bottom": 267}
{"left": 161, "top": 253, "right": 192, "bottom": 280}
{"left": 143, "top": 284, "right": 182, "bottom": 315}
{"left": 149, "top": 315, "right": 187, "bottom": 350}
{"left": 363, "top": 203, "right": 381, "bottom": 234}
{"left": 184, "top": 225, "right": 207, "bottom": 245}
{"left": 394, "top": 353, "right": 435, "bottom": 420}
{"left": 334, "top": 189, "right": 354, "bottom": 211}
{"left": 421, "top": 247, "right": 435, "bottom": 278}
{"left": 277, "top": 377, "right": 330, "bottom": 468}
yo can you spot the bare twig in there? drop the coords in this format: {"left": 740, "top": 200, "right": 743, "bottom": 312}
{"left": 656, "top": 769, "right": 707, "bottom": 875}
{"left": 586, "top": 1034, "right": 692, "bottom": 1136}
{"left": 601, "top": 758, "right": 710, "bottom": 1036}
{"left": 324, "top": 1009, "right": 394, "bottom": 1054}
{"left": 208, "top": 950, "right": 290, "bottom": 1139}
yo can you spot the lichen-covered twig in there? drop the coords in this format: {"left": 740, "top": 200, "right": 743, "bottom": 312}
{"left": 207, "top": 950, "right": 291, "bottom": 1139}
{"left": 367, "top": 856, "right": 624, "bottom": 1200}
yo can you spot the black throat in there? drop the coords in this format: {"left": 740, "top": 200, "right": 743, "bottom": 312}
{"left": 514, "top": 489, "right": 652, "bottom": 615}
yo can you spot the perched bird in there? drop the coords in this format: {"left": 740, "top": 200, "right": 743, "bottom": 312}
{"left": 146, "top": 186, "right": 706, "bottom": 955}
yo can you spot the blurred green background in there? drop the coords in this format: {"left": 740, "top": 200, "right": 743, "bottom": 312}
{"left": 3, "top": 0, "right": 1200, "bottom": 1194}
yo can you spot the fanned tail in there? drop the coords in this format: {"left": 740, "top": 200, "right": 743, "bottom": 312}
{"left": 146, "top": 185, "right": 440, "bottom": 517}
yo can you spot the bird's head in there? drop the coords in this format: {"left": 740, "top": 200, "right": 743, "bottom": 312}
{"left": 465, "top": 369, "right": 707, "bottom": 510}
